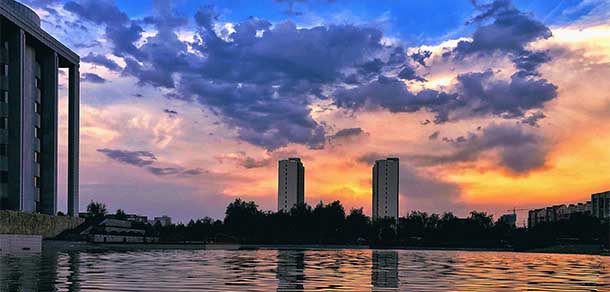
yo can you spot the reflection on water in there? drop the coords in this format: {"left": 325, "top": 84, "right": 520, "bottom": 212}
{"left": 1, "top": 248, "right": 608, "bottom": 291}
{"left": 277, "top": 250, "right": 305, "bottom": 291}
{"left": 372, "top": 251, "right": 398, "bottom": 289}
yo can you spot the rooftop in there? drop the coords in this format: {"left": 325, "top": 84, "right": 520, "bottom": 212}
{"left": 2, "top": 0, "right": 40, "bottom": 27}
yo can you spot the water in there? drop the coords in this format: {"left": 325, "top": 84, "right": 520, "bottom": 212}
{"left": 1, "top": 248, "right": 608, "bottom": 291}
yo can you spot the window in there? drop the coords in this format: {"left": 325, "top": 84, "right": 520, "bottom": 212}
{"left": 1, "top": 64, "right": 8, "bottom": 76}
{"left": 1, "top": 91, "right": 7, "bottom": 103}
{"left": 0, "top": 171, "right": 7, "bottom": 183}
{"left": 34, "top": 126, "right": 40, "bottom": 138}
{"left": 34, "top": 101, "right": 41, "bottom": 114}
{"left": 0, "top": 117, "right": 7, "bottom": 129}
{"left": 35, "top": 77, "right": 41, "bottom": 89}
{"left": 0, "top": 144, "right": 6, "bottom": 156}
{"left": 34, "top": 176, "right": 40, "bottom": 188}
{"left": 34, "top": 151, "right": 40, "bottom": 163}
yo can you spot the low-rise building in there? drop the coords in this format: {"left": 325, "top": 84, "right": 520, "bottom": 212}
{"left": 125, "top": 214, "right": 148, "bottom": 223}
{"left": 528, "top": 200, "right": 594, "bottom": 228}
{"left": 79, "top": 218, "right": 158, "bottom": 243}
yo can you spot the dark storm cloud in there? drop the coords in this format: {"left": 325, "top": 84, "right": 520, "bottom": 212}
{"left": 330, "top": 127, "right": 365, "bottom": 139}
{"left": 81, "top": 73, "right": 106, "bottom": 83}
{"left": 334, "top": 0, "right": 557, "bottom": 123}
{"left": 397, "top": 65, "right": 426, "bottom": 82}
{"left": 410, "top": 50, "right": 432, "bottom": 67}
{"left": 67, "top": 0, "right": 446, "bottom": 150}
{"left": 65, "top": 0, "right": 143, "bottom": 58}
{"left": 411, "top": 123, "right": 547, "bottom": 174}
{"left": 66, "top": 0, "right": 556, "bottom": 150}
{"left": 75, "top": 0, "right": 393, "bottom": 150}
{"left": 164, "top": 109, "right": 178, "bottom": 115}
{"left": 82, "top": 53, "right": 121, "bottom": 71}
{"left": 97, "top": 149, "right": 157, "bottom": 166}
{"left": 454, "top": 0, "right": 552, "bottom": 57}
{"left": 175, "top": 16, "right": 394, "bottom": 150}
{"left": 520, "top": 111, "right": 546, "bottom": 127}
{"left": 146, "top": 166, "right": 202, "bottom": 176}
{"left": 356, "top": 152, "right": 390, "bottom": 165}
{"left": 455, "top": 70, "right": 557, "bottom": 118}
{"left": 334, "top": 69, "right": 556, "bottom": 123}
{"left": 452, "top": 0, "right": 553, "bottom": 77}
{"left": 215, "top": 151, "right": 271, "bottom": 169}
{"left": 97, "top": 148, "right": 203, "bottom": 177}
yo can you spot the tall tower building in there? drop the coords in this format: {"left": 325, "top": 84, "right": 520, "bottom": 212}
{"left": 0, "top": 0, "right": 80, "bottom": 216}
{"left": 372, "top": 158, "right": 399, "bottom": 220}
{"left": 278, "top": 158, "right": 304, "bottom": 212}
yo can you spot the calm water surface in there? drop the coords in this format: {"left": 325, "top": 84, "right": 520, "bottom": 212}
{"left": 1, "top": 248, "right": 608, "bottom": 291}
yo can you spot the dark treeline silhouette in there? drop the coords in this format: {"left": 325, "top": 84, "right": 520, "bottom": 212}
{"left": 152, "top": 199, "right": 609, "bottom": 250}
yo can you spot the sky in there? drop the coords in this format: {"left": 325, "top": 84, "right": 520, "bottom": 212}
{"left": 21, "top": 0, "right": 610, "bottom": 223}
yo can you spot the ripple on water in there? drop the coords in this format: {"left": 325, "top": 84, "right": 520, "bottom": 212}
{"left": 1, "top": 249, "right": 608, "bottom": 291}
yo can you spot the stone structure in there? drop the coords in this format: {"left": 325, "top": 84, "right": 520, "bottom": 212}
{"left": 0, "top": 0, "right": 80, "bottom": 216}
{"left": 0, "top": 210, "right": 83, "bottom": 238}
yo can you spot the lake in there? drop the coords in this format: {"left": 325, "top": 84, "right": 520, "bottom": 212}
{"left": 1, "top": 248, "right": 608, "bottom": 291}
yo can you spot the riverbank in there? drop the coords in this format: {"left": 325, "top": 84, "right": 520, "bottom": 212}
{"left": 41, "top": 241, "right": 608, "bottom": 256}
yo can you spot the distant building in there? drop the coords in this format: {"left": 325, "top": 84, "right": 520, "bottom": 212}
{"left": 528, "top": 201, "right": 593, "bottom": 228}
{"left": 498, "top": 213, "right": 517, "bottom": 227}
{"left": 149, "top": 215, "right": 172, "bottom": 227}
{"left": 0, "top": 0, "right": 80, "bottom": 216}
{"left": 125, "top": 214, "right": 148, "bottom": 223}
{"left": 372, "top": 158, "right": 399, "bottom": 220}
{"left": 592, "top": 191, "right": 610, "bottom": 220}
{"left": 278, "top": 158, "right": 304, "bottom": 212}
{"left": 78, "top": 218, "right": 158, "bottom": 243}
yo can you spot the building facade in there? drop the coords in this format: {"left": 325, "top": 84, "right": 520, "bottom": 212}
{"left": 498, "top": 213, "right": 517, "bottom": 227}
{"left": 528, "top": 201, "right": 593, "bottom": 228}
{"left": 277, "top": 158, "right": 304, "bottom": 212}
{"left": 592, "top": 191, "right": 609, "bottom": 220}
{"left": 372, "top": 158, "right": 399, "bottom": 220}
{"left": 0, "top": 0, "right": 79, "bottom": 216}
{"left": 149, "top": 215, "right": 172, "bottom": 227}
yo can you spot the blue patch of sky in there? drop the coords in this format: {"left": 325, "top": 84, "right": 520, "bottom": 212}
{"left": 113, "top": 0, "right": 595, "bottom": 47}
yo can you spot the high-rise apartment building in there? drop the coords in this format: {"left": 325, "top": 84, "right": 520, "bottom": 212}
{"left": 592, "top": 191, "right": 609, "bottom": 220}
{"left": 372, "top": 158, "right": 399, "bottom": 220}
{"left": 0, "top": 0, "right": 80, "bottom": 216}
{"left": 278, "top": 158, "right": 304, "bottom": 212}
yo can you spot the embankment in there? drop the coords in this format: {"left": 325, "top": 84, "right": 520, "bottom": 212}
{"left": 0, "top": 210, "right": 84, "bottom": 239}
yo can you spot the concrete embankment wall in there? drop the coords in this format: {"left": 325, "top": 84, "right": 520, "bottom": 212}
{"left": 0, "top": 210, "right": 84, "bottom": 239}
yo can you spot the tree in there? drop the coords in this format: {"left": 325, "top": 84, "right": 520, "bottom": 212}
{"left": 346, "top": 208, "right": 370, "bottom": 243}
{"left": 87, "top": 201, "right": 107, "bottom": 218}
{"left": 224, "top": 198, "right": 262, "bottom": 242}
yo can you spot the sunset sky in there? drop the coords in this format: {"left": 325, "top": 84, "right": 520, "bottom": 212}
{"left": 23, "top": 0, "right": 610, "bottom": 222}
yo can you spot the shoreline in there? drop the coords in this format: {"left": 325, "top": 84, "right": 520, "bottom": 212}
{"left": 40, "top": 240, "right": 608, "bottom": 256}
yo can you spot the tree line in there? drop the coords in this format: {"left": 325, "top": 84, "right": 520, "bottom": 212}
{"left": 141, "top": 199, "right": 608, "bottom": 250}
